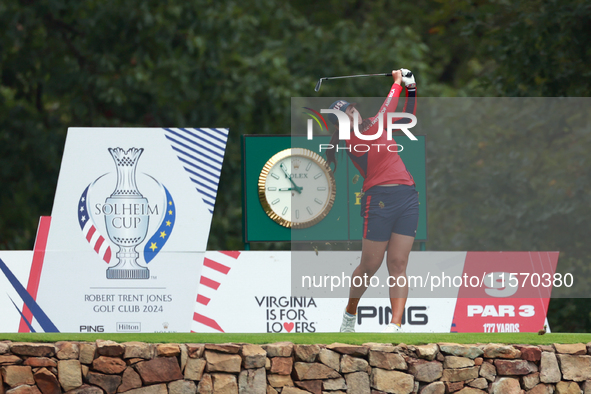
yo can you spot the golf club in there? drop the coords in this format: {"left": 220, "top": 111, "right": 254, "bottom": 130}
{"left": 314, "top": 71, "right": 412, "bottom": 92}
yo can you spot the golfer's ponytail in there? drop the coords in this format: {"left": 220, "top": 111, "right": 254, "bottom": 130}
{"left": 325, "top": 126, "right": 340, "bottom": 173}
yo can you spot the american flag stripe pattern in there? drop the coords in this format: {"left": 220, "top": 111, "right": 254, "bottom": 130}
{"left": 163, "top": 128, "right": 228, "bottom": 214}
{"left": 78, "top": 185, "right": 112, "bottom": 263}
{"left": 192, "top": 251, "right": 240, "bottom": 332}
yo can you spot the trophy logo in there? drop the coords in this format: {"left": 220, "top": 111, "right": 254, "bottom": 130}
{"left": 104, "top": 147, "right": 150, "bottom": 279}
{"left": 77, "top": 147, "right": 176, "bottom": 279}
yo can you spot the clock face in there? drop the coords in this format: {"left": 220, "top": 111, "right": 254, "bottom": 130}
{"left": 258, "top": 148, "right": 336, "bottom": 229}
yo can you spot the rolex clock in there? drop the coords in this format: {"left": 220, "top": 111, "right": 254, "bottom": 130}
{"left": 258, "top": 148, "right": 336, "bottom": 229}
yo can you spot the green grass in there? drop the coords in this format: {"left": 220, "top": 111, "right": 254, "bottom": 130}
{"left": 1, "top": 333, "right": 590, "bottom": 345}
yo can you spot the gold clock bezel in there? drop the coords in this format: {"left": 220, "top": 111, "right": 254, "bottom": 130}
{"left": 258, "top": 148, "right": 336, "bottom": 229}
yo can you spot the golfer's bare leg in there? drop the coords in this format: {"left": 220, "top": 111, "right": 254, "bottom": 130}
{"left": 345, "top": 238, "right": 388, "bottom": 315}
{"left": 386, "top": 232, "right": 414, "bottom": 325}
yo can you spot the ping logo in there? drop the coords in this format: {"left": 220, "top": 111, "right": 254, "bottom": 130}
{"left": 80, "top": 325, "right": 104, "bottom": 332}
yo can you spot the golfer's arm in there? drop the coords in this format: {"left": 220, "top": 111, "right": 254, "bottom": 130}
{"left": 374, "top": 83, "right": 403, "bottom": 120}
{"left": 399, "top": 85, "right": 417, "bottom": 120}
{"left": 388, "top": 84, "right": 417, "bottom": 126}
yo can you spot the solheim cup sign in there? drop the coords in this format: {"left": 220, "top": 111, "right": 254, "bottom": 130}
{"left": 80, "top": 147, "right": 175, "bottom": 280}
{"left": 9, "top": 127, "right": 228, "bottom": 333}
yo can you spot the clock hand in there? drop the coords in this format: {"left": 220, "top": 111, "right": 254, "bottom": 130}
{"left": 278, "top": 187, "right": 304, "bottom": 191}
{"left": 288, "top": 178, "right": 303, "bottom": 194}
{"left": 279, "top": 163, "right": 302, "bottom": 194}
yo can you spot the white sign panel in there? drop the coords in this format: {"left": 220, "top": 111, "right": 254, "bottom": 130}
{"left": 1, "top": 247, "right": 554, "bottom": 333}
{"left": 191, "top": 251, "right": 553, "bottom": 333}
{"left": 191, "top": 251, "right": 461, "bottom": 333}
{"left": 0, "top": 127, "right": 228, "bottom": 333}
{"left": 0, "top": 252, "right": 34, "bottom": 332}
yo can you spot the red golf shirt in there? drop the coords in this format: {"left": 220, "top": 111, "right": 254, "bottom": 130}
{"left": 346, "top": 83, "right": 417, "bottom": 192}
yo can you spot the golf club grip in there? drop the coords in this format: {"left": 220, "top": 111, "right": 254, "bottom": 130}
{"left": 384, "top": 71, "right": 414, "bottom": 77}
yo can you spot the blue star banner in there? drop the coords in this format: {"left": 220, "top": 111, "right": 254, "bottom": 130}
{"left": 143, "top": 186, "right": 176, "bottom": 264}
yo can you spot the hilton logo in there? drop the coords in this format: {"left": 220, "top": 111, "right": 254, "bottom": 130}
{"left": 117, "top": 322, "right": 141, "bottom": 332}
{"left": 77, "top": 147, "right": 177, "bottom": 279}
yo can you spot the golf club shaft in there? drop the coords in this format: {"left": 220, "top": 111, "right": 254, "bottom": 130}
{"left": 315, "top": 72, "right": 409, "bottom": 92}
{"left": 323, "top": 73, "right": 391, "bottom": 80}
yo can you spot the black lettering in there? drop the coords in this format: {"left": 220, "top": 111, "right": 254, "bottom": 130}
{"left": 255, "top": 296, "right": 265, "bottom": 307}
{"left": 357, "top": 306, "right": 376, "bottom": 324}
{"left": 279, "top": 297, "right": 288, "bottom": 307}
{"left": 408, "top": 306, "right": 428, "bottom": 325}
{"left": 79, "top": 325, "right": 104, "bottom": 332}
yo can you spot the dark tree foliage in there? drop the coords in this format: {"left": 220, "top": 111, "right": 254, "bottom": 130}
{"left": 424, "top": 0, "right": 591, "bottom": 332}
{"left": 0, "top": 0, "right": 431, "bottom": 251}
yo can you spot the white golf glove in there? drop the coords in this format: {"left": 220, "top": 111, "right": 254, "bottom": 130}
{"left": 400, "top": 68, "right": 416, "bottom": 89}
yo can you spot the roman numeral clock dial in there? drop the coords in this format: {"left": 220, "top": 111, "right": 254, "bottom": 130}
{"left": 258, "top": 148, "right": 336, "bottom": 229}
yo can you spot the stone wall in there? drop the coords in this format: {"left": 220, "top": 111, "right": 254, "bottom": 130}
{"left": 1, "top": 340, "right": 591, "bottom": 394}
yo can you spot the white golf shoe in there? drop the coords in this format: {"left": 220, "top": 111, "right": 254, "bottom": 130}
{"left": 381, "top": 323, "right": 403, "bottom": 333}
{"left": 340, "top": 311, "right": 356, "bottom": 332}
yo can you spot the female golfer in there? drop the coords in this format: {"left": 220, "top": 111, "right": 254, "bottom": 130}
{"left": 326, "top": 69, "right": 418, "bottom": 333}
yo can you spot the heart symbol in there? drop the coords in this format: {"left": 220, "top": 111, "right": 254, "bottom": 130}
{"left": 283, "top": 322, "right": 294, "bottom": 333}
